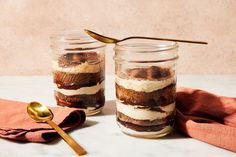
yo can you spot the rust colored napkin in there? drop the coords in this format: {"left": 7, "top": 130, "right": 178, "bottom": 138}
{"left": 175, "top": 87, "right": 236, "bottom": 152}
{"left": 0, "top": 99, "right": 86, "bottom": 143}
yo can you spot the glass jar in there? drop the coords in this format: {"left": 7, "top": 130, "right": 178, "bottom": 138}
{"left": 50, "top": 31, "right": 106, "bottom": 115}
{"left": 114, "top": 39, "right": 178, "bottom": 138}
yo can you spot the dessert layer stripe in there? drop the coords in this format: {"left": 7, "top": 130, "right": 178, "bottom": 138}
{"left": 116, "top": 83, "right": 176, "bottom": 106}
{"left": 117, "top": 118, "right": 173, "bottom": 132}
{"left": 52, "top": 60, "right": 104, "bottom": 73}
{"left": 55, "top": 89, "right": 105, "bottom": 108}
{"left": 54, "top": 81, "right": 104, "bottom": 95}
{"left": 116, "top": 76, "right": 175, "bottom": 93}
{"left": 53, "top": 71, "right": 104, "bottom": 89}
{"left": 117, "top": 111, "right": 175, "bottom": 126}
{"left": 118, "top": 122, "right": 172, "bottom": 136}
{"left": 116, "top": 101, "right": 175, "bottom": 121}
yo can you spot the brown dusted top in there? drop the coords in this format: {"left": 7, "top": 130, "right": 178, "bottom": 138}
{"left": 121, "top": 66, "right": 172, "bottom": 81}
{"left": 58, "top": 52, "right": 100, "bottom": 67}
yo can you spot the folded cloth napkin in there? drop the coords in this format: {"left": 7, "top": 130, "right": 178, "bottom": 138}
{"left": 175, "top": 87, "right": 236, "bottom": 152}
{"left": 0, "top": 99, "right": 86, "bottom": 143}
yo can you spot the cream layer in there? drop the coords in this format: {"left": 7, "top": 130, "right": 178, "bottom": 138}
{"left": 116, "top": 101, "right": 175, "bottom": 121}
{"left": 116, "top": 76, "right": 175, "bottom": 93}
{"left": 52, "top": 60, "right": 104, "bottom": 74}
{"left": 54, "top": 81, "right": 104, "bottom": 96}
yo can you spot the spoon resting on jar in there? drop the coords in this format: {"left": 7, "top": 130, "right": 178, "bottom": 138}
{"left": 84, "top": 29, "right": 207, "bottom": 45}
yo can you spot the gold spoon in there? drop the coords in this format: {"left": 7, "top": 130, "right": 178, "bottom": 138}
{"left": 84, "top": 29, "right": 208, "bottom": 44}
{"left": 27, "top": 101, "right": 87, "bottom": 156}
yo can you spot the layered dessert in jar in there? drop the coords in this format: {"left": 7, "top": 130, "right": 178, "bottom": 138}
{"left": 53, "top": 51, "right": 105, "bottom": 115}
{"left": 51, "top": 31, "right": 106, "bottom": 115}
{"left": 115, "top": 66, "right": 176, "bottom": 138}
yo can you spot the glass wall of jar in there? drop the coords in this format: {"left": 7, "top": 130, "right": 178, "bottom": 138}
{"left": 114, "top": 39, "right": 178, "bottom": 138}
{"left": 51, "top": 31, "right": 106, "bottom": 115}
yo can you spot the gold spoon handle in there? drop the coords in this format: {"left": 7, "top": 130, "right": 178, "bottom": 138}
{"left": 122, "top": 36, "right": 208, "bottom": 44}
{"left": 84, "top": 29, "right": 208, "bottom": 45}
{"left": 47, "top": 120, "right": 87, "bottom": 156}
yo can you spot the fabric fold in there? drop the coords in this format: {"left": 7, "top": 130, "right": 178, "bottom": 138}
{"left": 0, "top": 99, "right": 86, "bottom": 142}
{"left": 175, "top": 87, "right": 236, "bottom": 152}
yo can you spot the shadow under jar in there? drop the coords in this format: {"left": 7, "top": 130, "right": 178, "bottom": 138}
{"left": 51, "top": 31, "right": 106, "bottom": 116}
{"left": 114, "top": 39, "right": 178, "bottom": 138}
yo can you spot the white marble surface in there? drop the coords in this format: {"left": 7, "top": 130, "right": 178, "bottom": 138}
{"left": 0, "top": 75, "right": 235, "bottom": 157}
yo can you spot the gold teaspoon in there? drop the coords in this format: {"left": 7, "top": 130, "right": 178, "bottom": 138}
{"left": 84, "top": 29, "right": 208, "bottom": 45}
{"left": 27, "top": 102, "right": 87, "bottom": 156}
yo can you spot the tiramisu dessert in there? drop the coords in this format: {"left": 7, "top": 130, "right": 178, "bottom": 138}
{"left": 53, "top": 52, "right": 105, "bottom": 115}
{"left": 115, "top": 66, "right": 176, "bottom": 138}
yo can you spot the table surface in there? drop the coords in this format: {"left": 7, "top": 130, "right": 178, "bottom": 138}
{"left": 0, "top": 75, "right": 235, "bottom": 157}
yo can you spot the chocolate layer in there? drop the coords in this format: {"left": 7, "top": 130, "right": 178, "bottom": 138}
{"left": 117, "top": 111, "right": 175, "bottom": 126}
{"left": 55, "top": 89, "right": 105, "bottom": 109}
{"left": 117, "top": 118, "right": 174, "bottom": 132}
{"left": 116, "top": 83, "right": 176, "bottom": 108}
{"left": 53, "top": 71, "right": 104, "bottom": 89}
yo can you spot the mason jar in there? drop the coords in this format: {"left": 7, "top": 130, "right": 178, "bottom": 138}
{"left": 50, "top": 31, "right": 106, "bottom": 115}
{"left": 114, "top": 39, "right": 178, "bottom": 138}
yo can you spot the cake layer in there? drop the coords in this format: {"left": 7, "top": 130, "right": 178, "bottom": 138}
{"left": 117, "top": 111, "right": 175, "bottom": 126}
{"left": 117, "top": 118, "right": 173, "bottom": 132}
{"left": 118, "top": 122, "right": 172, "bottom": 136}
{"left": 52, "top": 60, "right": 104, "bottom": 74}
{"left": 55, "top": 89, "right": 105, "bottom": 108}
{"left": 116, "top": 83, "right": 176, "bottom": 107}
{"left": 53, "top": 71, "right": 104, "bottom": 89}
{"left": 116, "top": 101, "right": 175, "bottom": 121}
{"left": 54, "top": 81, "right": 104, "bottom": 96}
{"left": 116, "top": 76, "right": 175, "bottom": 93}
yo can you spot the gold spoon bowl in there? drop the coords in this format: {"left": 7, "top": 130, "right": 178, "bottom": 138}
{"left": 27, "top": 102, "right": 53, "bottom": 122}
{"left": 27, "top": 102, "right": 86, "bottom": 156}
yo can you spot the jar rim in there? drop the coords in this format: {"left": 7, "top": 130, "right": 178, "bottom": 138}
{"left": 113, "top": 38, "right": 178, "bottom": 63}
{"left": 50, "top": 30, "right": 106, "bottom": 51}
{"left": 50, "top": 30, "right": 106, "bottom": 46}
{"left": 114, "top": 38, "right": 178, "bottom": 53}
